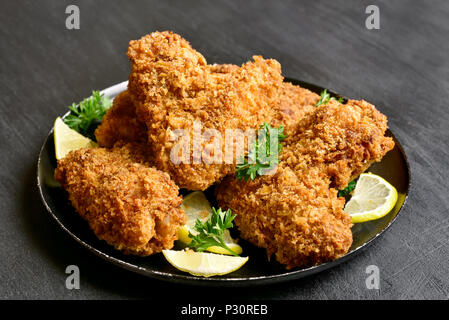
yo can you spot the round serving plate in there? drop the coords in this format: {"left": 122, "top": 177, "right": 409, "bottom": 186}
{"left": 37, "top": 79, "right": 410, "bottom": 286}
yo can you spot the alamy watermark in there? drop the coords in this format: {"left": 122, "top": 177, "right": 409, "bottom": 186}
{"left": 365, "top": 5, "right": 380, "bottom": 30}
{"left": 65, "top": 5, "right": 80, "bottom": 30}
{"left": 365, "top": 265, "right": 380, "bottom": 289}
{"left": 65, "top": 265, "right": 80, "bottom": 290}
{"left": 168, "top": 121, "right": 281, "bottom": 174}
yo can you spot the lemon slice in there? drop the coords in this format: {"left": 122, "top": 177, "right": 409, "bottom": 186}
{"left": 54, "top": 117, "right": 97, "bottom": 160}
{"left": 162, "top": 249, "right": 248, "bottom": 277}
{"left": 344, "top": 173, "right": 398, "bottom": 223}
{"left": 178, "top": 191, "right": 211, "bottom": 243}
{"left": 178, "top": 191, "right": 242, "bottom": 255}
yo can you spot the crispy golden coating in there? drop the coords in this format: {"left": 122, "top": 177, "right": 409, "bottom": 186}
{"left": 95, "top": 91, "right": 147, "bottom": 147}
{"left": 272, "top": 82, "right": 320, "bottom": 133}
{"left": 210, "top": 66, "right": 319, "bottom": 133}
{"left": 95, "top": 81, "right": 316, "bottom": 149}
{"left": 217, "top": 167, "right": 351, "bottom": 268}
{"left": 282, "top": 99, "right": 395, "bottom": 189}
{"left": 54, "top": 143, "right": 186, "bottom": 256}
{"left": 208, "top": 63, "right": 239, "bottom": 74}
{"left": 216, "top": 100, "right": 394, "bottom": 268}
{"left": 127, "top": 31, "right": 284, "bottom": 190}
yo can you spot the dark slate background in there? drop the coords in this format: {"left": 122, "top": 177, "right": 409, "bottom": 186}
{"left": 1, "top": 0, "right": 448, "bottom": 299}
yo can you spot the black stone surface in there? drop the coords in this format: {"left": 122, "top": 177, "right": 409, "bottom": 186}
{"left": 1, "top": 0, "right": 448, "bottom": 299}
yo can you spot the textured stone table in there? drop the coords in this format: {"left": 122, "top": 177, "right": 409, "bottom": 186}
{"left": 1, "top": 0, "right": 448, "bottom": 299}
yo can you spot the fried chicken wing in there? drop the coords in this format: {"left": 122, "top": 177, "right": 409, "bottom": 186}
{"left": 217, "top": 166, "right": 351, "bottom": 268}
{"left": 282, "top": 99, "right": 395, "bottom": 189}
{"left": 95, "top": 90, "right": 147, "bottom": 147}
{"left": 272, "top": 82, "right": 320, "bottom": 133}
{"left": 216, "top": 99, "right": 394, "bottom": 268}
{"left": 126, "top": 31, "right": 284, "bottom": 190}
{"left": 96, "top": 81, "right": 317, "bottom": 151}
{"left": 209, "top": 66, "right": 319, "bottom": 133}
{"left": 54, "top": 143, "right": 186, "bottom": 256}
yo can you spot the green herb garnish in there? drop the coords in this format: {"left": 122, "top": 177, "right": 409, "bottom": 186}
{"left": 188, "top": 207, "right": 238, "bottom": 256}
{"left": 338, "top": 180, "right": 357, "bottom": 198}
{"left": 316, "top": 89, "right": 344, "bottom": 107}
{"left": 64, "top": 91, "right": 112, "bottom": 140}
{"left": 236, "top": 123, "right": 286, "bottom": 181}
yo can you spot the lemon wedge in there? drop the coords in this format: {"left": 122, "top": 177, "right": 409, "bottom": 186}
{"left": 162, "top": 249, "right": 248, "bottom": 277}
{"left": 344, "top": 173, "right": 398, "bottom": 223}
{"left": 54, "top": 117, "right": 97, "bottom": 160}
{"left": 178, "top": 191, "right": 242, "bottom": 255}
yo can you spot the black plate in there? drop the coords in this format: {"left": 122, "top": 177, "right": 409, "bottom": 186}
{"left": 37, "top": 79, "right": 410, "bottom": 286}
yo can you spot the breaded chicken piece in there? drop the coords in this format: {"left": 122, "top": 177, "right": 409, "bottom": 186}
{"left": 127, "top": 31, "right": 284, "bottom": 190}
{"left": 95, "top": 64, "right": 243, "bottom": 147}
{"left": 54, "top": 143, "right": 186, "bottom": 256}
{"left": 95, "top": 91, "right": 147, "bottom": 147}
{"left": 272, "top": 82, "right": 320, "bottom": 133}
{"left": 208, "top": 63, "right": 239, "bottom": 73}
{"left": 95, "top": 81, "right": 317, "bottom": 149}
{"left": 216, "top": 100, "right": 394, "bottom": 268}
{"left": 217, "top": 167, "right": 351, "bottom": 268}
{"left": 95, "top": 54, "right": 316, "bottom": 168}
{"left": 282, "top": 99, "right": 395, "bottom": 189}
{"left": 211, "top": 65, "right": 320, "bottom": 132}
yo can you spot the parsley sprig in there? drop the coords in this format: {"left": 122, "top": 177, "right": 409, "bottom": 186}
{"left": 236, "top": 123, "right": 286, "bottom": 181}
{"left": 316, "top": 89, "right": 344, "bottom": 107}
{"left": 188, "top": 207, "right": 239, "bottom": 256}
{"left": 64, "top": 91, "right": 112, "bottom": 140}
{"left": 338, "top": 180, "right": 357, "bottom": 198}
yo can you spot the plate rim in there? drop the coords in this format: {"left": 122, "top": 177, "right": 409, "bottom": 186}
{"left": 36, "top": 79, "right": 411, "bottom": 286}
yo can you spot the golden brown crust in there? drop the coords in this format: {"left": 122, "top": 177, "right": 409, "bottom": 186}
{"left": 282, "top": 99, "right": 395, "bottom": 189}
{"left": 208, "top": 63, "right": 240, "bottom": 74}
{"left": 207, "top": 67, "right": 319, "bottom": 133}
{"left": 272, "top": 82, "right": 320, "bottom": 133}
{"left": 216, "top": 99, "right": 395, "bottom": 268}
{"left": 54, "top": 143, "right": 186, "bottom": 256}
{"left": 126, "top": 31, "right": 284, "bottom": 190}
{"left": 95, "top": 91, "right": 147, "bottom": 147}
{"left": 95, "top": 81, "right": 317, "bottom": 151}
{"left": 217, "top": 167, "right": 352, "bottom": 268}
